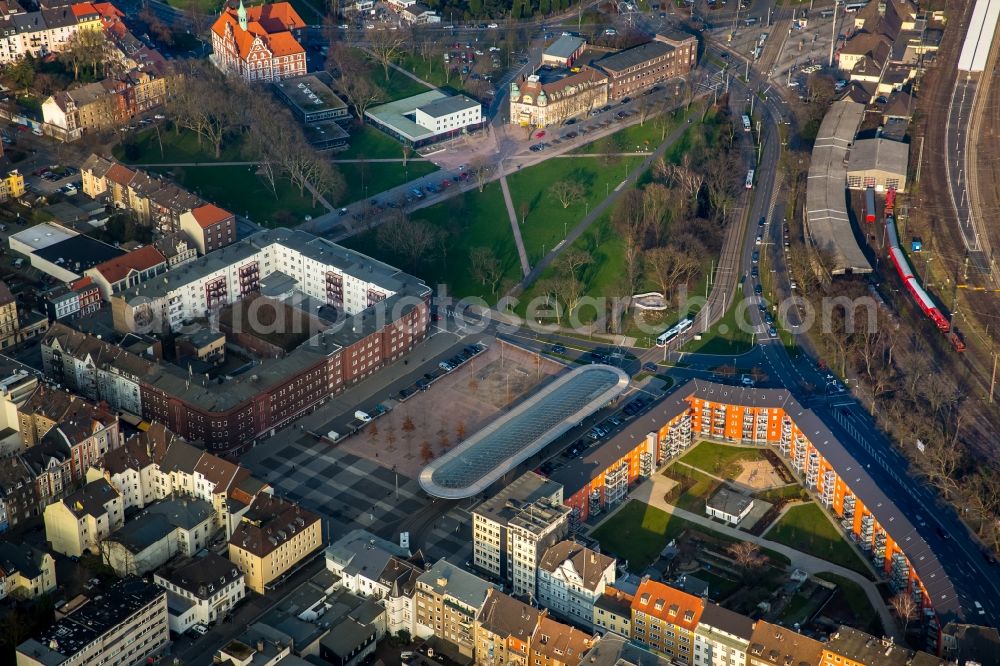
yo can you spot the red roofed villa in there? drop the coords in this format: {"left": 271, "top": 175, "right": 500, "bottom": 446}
{"left": 179, "top": 204, "right": 237, "bottom": 255}
{"left": 210, "top": 0, "right": 307, "bottom": 83}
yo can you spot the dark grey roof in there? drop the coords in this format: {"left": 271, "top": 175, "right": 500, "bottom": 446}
{"left": 0, "top": 541, "right": 48, "bottom": 579}
{"left": 580, "top": 632, "right": 671, "bottom": 666}
{"left": 544, "top": 34, "right": 585, "bottom": 60}
{"left": 418, "top": 94, "right": 480, "bottom": 118}
{"left": 698, "top": 601, "right": 754, "bottom": 640}
{"left": 549, "top": 386, "right": 691, "bottom": 496}
{"left": 321, "top": 616, "right": 377, "bottom": 657}
{"left": 417, "top": 558, "right": 497, "bottom": 609}
{"left": 154, "top": 553, "right": 243, "bottom": 599}
{"left": 158, "top": 441, "right": 204, "bottom": 475}
{"left": 33, "top": 235, "right": 124, "bottom": 274}
{"left": 111, "top": 498, "right": 213, "bottom": 553}
{"left": 597, "top": 40, "right": 672, "bottom": 73}
{"left": 474, "top": 471, "right": 564, "bottom": 525}
{"left": 61, "top": 479, "right": 119, "bottom": 518}
{"left": 325, "top": 528, "right": 409, "bottom": 581}
{"left": 17, "top": 579, "right": 164, "bottom": 664}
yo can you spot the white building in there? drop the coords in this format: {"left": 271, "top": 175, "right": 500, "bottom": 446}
{"left": 101, "top": 497, "right": 216, "bottom": 577}
{"left": 537, "top": 540, "right": 616, "bottom": 629}
{"left": 472, "top": 472, "right": 570, "bottom": 599}
{"left": 693, "top": 602, "right": 753, "bottom": 666}
{"left": 325, "top": 529, "right": 420, "bottom": 637}
{"left": 153, "top": 553, "right": 246, "bottom": 634}
{"left": 366, "top": 91, "right": 484, "bottom": 148}
{"left": 0, "top": 7, "right": 101, "bottom": 66}
{"left": 705, "top": 488, "right": 754, "bottom": 526}
{"left": 112, "top": 227, "right": 417, "bottom": 334}
{"left": 43, "top": 479, "right": 124, "bottom": 558}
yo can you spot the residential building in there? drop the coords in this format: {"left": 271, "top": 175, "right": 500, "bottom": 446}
{"left": 542, "top": 34, "right": 586, "bottom": 67}
{"left": 705, "top": 487, "right": 754, "bottom": 525}
{"left": 472, "top": 471, "right": 569, "bottom": 598}
{"left": 630, "top": 578, "right": 704, "bottom": 664}
{"left": 16, "top": 579, "right": 169, "bottom": 666}
{"left": 0, "top": 279, "right": 18, "bottom": 349}
{"left": 530, "top": 613, "right": 594, "bottom": 666}
{"left": 325, "top": 529, "right": 419, "bottom": 635}
{"left": 693, "top": 602, "right": 753, "bottom": 666}
{"left": 43, "top": 277, "right": 102, "bottom": 321}
{"left": 0, "top": 169, "right": 24, "bottom": 201}
{"left": 210, "top": 0, "right": 307, "bottom": 83}
{"left": 593, "top": 587, "right": 633, "bottom": 636}
{"left": 43, "top": 478, "right": 124, "bottom": 557}
{"left": 175, "top": 329, "right": 226, "bottom": 365}
{"left": 39, "top": 228, "right": 434, "bottom": 453}
{"left": 178, "top": 203, "right": 237, "bottom": 254}
{"left": 475, "top": 589, "right": 540, "bottom": 666}
{"left": 0, "top": 542, "right": 56, "bottom": 600}
{"left": 81, "top": 154, "right": 205, "bottom": 232}
{"left": 415, "top": 558, "right": 497, "bottom": 656}
{"left": 85, "top": 244, "right": 169, "bottom": 299}
{"left": 940, "top": 622, "right": 1000, "bottom": 666}
{"left": 509, "top": 68, "right": 609, "bottom": 128}
{"left": 580, "top": 632, "right": 672, "bottom": 666}
{"left": 595, "top": 31, "right": 697, "bottom": 100}
{"left": 153, "top": 553, "right": 246, "bottom": 634}
{"left": 820, "top": 626, "right": 942, "bottom": 666}
{"left": 228, "top": 493, "right": 322, "bottom": 593}
{"left": 537, "top": 540, "right": 616, "bottom": 629}
{"left": 153, "top": 231, "right": 198, "bottom": 268}
{"left": 398, "top": 3, "right": 440, "bottom": 24}
{"left": 0, "top": 455, "right": 38, "bottom": 531}
{"left": 366, "top": 91, "right": 484, "bottom": 147}
{"left": 746, "top": 621, "right": 824, "bottom": 666}
{"left": 0, "top": 6, "right": 90, "bottom": 65}
{"left": 86, "top": 431, "right": 158, "bottom": 510}
{"left": 101, "top": 497, "right": 215, "bottom": 576}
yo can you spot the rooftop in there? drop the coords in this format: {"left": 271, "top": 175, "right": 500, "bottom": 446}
{"left": 824, "top": 627, "right": 938, "bottom": 665}
{"left": 17, "top": 579, "right": 164, "bottom": 665}
{"left": 747, "top": 620, "right": 824, "bottom": 666}
{"left": 805, "top": 99, "right": 873, "bottom": 275}
{"left": 417, "top": 94, "right": 481, "bottom": 119}
{"left": 848, "top": 137, "right": 909, "bottom": 175}
{"left": 579, "top": 632, "right": 671, "bottom": 666}
{"left": 325, "top": 528, "right": 410, "bottom": 581}
{"left": 34, "top": 234, "right": 124, "bottom": 276}
{"left": 188, "top": 204, "right": 233, "bottom": 229}
{"left": 420, "top": 364, "right": 630, "bottom": 498}
{"left": 632, "top": 579, "right": 703, "bottom": 630}
{"left": 544, "top": 34, "right": 586, "bottom": 60}
{"left": 417, "top": 558, "right": 496, "bottom": 609}
{"left": 596, "top": 38, "right": 672, "bottom": 73}
{"left": 705, "top": 487, "right": 753, "bottom": 517}
{"left": 475, "top": 471, "right": 564, "bottom": 525}
{"left": 477, "top": 589, "right": 540, "bottom": 641}
{"left": 154, "top": 553, "right": 243, "bottom": 599}
{"left": 273, "top": 73, "right": 348, "bottom": 115}
{"left": 89, "top": 245, "right": 167, "bottom": 285}
{"left": 538, "top": 540, "right": 616, "bottom": 591}
{"left": 230, "top": 494, "right": 320, "bottom": 558}
{"left": 9, "top": 222, "right": 78, "bottom": 252}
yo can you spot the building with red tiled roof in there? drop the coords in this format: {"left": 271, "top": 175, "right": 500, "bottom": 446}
{"left": 179, "top": 204, "right": 236, "bottom": 255}
{"left": 210, "top": 0, "right": 306, "bottom": 83}
{"left": 228, "top": 494, "right": 321, "bottom": 593}
{"left": 630, "top": 578, "right": 704, "bottom": 664}
{"left": 85, "top": 245, "right": 168, "bottom": 299}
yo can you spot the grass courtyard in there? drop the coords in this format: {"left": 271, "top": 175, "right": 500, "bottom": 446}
{"left": 679, "top": 441, "right": 767, "bottom": 477}
{"left": 338, "top": 125, "right": 414, "bottom": 160}
{"left": 573, "top": 108, "right": 688, "bottom": 155}
{"left": 114, "top": 126, "right": 247, "bottom": 165}
{"left": 662, "top": 464, "right": 721, "bottom": 513}
{"left": 766, "top": 503, "right": 874, "bottom": 578}
{"left": 591, "top": 500, "right": 715, "bottom": 571}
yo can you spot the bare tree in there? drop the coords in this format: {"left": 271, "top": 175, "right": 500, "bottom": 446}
{"left": 645, "top": 246, "right": 698, "bottom": 302}
{"left": 726, "top": 541, "right": 767, "bottom": 577}
{"left": 472, "top": 160, "right": 491, "bottom": 193}
{"left": 641, "top": 183, "right": 672, "bottom": 243}
{"left": 469, "top": 246, "right": 505, "bottom": 297}
{"left": 612, "top": 189, "right": 646, "bottom": 297}
{"left": 557, "top": 247, "right": 591, "bottom": 280}
{"left": 376, "top": 214, "right": 444, "bottom": 266}
{"left": 367, "top": 28, "right": 407, "bottom": 80}
{"left": 550, "top": 179, "right": 585, "bottom": 209}
{"left": 889, "top": 592, "right": 917, "bottom": 634}
{"left": 329, "top": 44, "right": 384, "bottom": 118}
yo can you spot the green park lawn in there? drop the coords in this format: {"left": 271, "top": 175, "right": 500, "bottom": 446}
{"left": 114, "top": 126, "right": 247, "bottom": 165}
{"left": 338, "top": 125, "right": 413, "bottom": 160}
{"left": 151, "top": 165, "right": 322, "bottom": 226}
{"left": 591, "top": 500, "right": 709, "bottom": 572}
{"left": 679, "top": 441, "right": 767, "bottom": 477}
{"left": 574, "top": 107, "right": 687, "bottom": 155}
{"left": 335, "top": 161, "right": 438, "bottom": 206}
{"left": 506, "top": 155, "right": 641, "bottom": 265}
{"left": 662, "top": 464, "right": 721, "bottom": 513}
{"left": 767, "top": 503, "right": 874, "bottom": 578}
{"left": 341, "top": 181, "right": 520, "bottom": 302}
{"left": 681, "top": 298, "right": 756, "bottom": 355}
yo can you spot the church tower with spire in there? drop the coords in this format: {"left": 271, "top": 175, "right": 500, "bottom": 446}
{"left": 237, "top": 0, "right": 248, "bottom": 31}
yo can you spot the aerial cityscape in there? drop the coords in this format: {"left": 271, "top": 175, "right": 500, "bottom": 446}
{"left": 0, "top": 0, "right": 995, "bottom": 664}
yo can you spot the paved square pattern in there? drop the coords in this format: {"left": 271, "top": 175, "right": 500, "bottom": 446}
{"left": 242, "top": 433, "right": 474, "bottom": 565}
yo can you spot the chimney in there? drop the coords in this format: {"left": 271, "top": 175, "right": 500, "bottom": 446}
{"left": 256, "top": 638, "right": 265, "bottom": 653}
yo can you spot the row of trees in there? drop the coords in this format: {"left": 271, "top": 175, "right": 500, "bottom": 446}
{"left": 166, "top": 61, "right": 345, "bottom": 206}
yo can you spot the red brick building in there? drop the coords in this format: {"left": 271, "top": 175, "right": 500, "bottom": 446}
{"left": 179, "top": 204, "right": 237, "bottom": 255}
{"left": 210, "top": 1, "right": 307, "bottom": 83}
{"left": 595, "top": 31, "right": 698, "bottom": 100}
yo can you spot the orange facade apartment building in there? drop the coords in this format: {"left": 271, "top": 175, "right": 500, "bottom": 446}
{"left": 551, "top": 379, "right": 959, "bottom": 638}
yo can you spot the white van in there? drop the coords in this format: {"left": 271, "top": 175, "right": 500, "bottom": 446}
{"left": 31, "top": 127, "right": 43, "bottom": 137}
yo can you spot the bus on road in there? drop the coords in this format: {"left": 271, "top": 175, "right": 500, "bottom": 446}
{"left": 745, "top": 169, "right": 755, "bottom": 189}
{"left": 741, "top": 114, "right": 751, "bottom": 132}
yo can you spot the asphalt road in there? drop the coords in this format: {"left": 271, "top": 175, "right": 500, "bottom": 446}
{"left": 945, "top": 74, "right": 991, "bottom": 274}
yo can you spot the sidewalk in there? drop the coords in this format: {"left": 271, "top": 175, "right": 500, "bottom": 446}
{"left": 621, "top": 477, "right": 900, "bottom": 640}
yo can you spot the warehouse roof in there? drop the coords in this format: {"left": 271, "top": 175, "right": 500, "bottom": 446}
{"left": 847, "top": 137, "right": 909, "bottom": 176}
{"left": 544, "top": 34, "right": 585, "bottom": 60}
{"left": 804, "top": 100, "right": 872, "bottom": 275}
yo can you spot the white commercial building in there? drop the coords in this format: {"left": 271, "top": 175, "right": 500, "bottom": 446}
{"left": 705, "top": 487, "right": 754, "bottom": 525}
{"left": 472, "top": 472, "right": 570, "bottom": 599}
{"left": 366, "top": 91, "right": 484, "bottom": 147}
{"left": 537, "top": 540, "right": 616, "bottom": 629}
